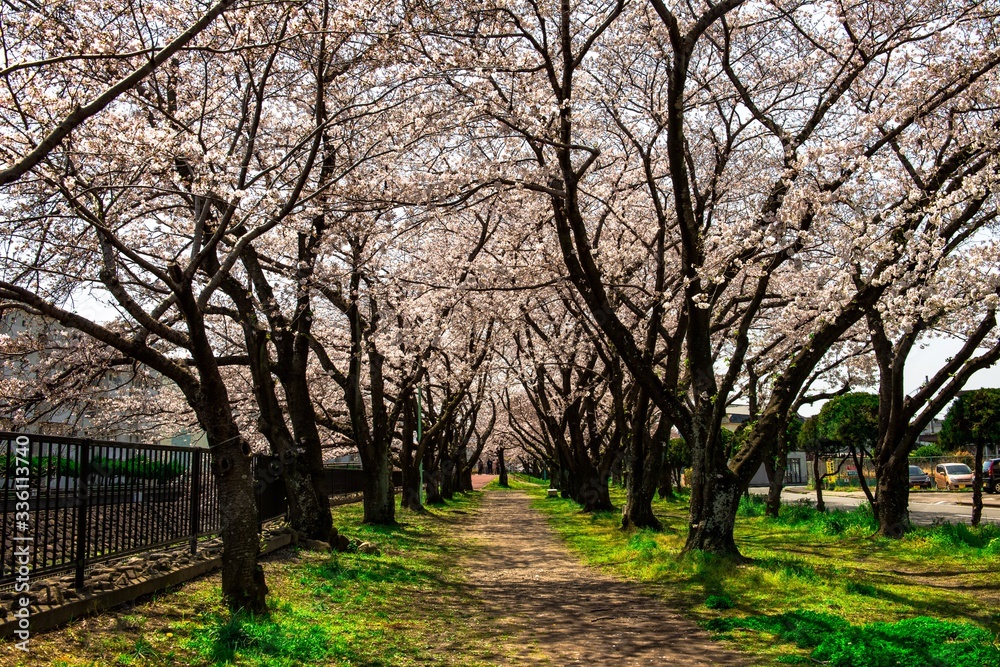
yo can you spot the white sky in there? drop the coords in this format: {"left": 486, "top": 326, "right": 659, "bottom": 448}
{"left": 72, "top": 287, "right": 999, "bottom": 420}
{"left": 798, "top": 338, "right": 1000, "bottom": 418}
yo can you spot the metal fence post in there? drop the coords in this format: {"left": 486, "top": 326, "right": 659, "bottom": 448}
{"left": 74, "top": 441, "right": 90, "bottom": 589}
{"left": 190, "top": 450, "right": 201, "bottom": 555}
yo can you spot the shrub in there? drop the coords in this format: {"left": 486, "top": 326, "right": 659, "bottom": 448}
{"left": 911, "top": 444, "right": 943, "bottom": 458}
{"left": 705, "top": 594, "right": 734, "bottom": 610}
{"left": 818, "top": 503, "right": 877, "bottom": 536}
{"left": 916, "top": 522, "right": 1000, "bottom": 551}
{"left": 92, "top": 455, "right": 186, "bottom": 482}
{"left": 778, "top": 500, "right": 820, "bottom": 524}
{"left": 737, "top": 494, "right": 767, "bottom": 517}
{"left": 811, "top": 616, "right": 999, "bottom": 667}
{"left": 0, "top": 454, "right": 79, "bottom": 477}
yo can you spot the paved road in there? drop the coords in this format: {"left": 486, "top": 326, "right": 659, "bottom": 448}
{"left": 752, "top": 486, "right": 1000, "bottom": 526}
{"left": 470, "top": 474, "right": 497, "bottom": 490}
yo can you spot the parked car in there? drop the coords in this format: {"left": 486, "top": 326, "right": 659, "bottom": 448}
{"left": 908, "top": 465, "right": 931, "bottom": 489}
{"left": 983, "top": 459, "right": 1000, "bottom": 494}
{"left": 934, "top": 463, "right": 974, "bottom": 490}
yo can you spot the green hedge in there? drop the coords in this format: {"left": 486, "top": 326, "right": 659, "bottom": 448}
{"left": 1, "top": 454, "right": 186, "bottom": 482}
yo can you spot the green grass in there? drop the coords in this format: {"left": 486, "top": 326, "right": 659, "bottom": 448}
{"left": 513, "top": 479, "right": 1000, "bottom": 666}
{"left": 707, "top": 613, "right": 999, "bottom": 667}
{"left": 510, "top": 473, "right": 548, "bottom": 486}
{"left": 7, "top": 492, "right": 514, "bottom": 667}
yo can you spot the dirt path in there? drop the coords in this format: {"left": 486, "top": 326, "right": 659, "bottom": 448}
{"left": 461, "top": 490, "right": 744, "bottom": 666}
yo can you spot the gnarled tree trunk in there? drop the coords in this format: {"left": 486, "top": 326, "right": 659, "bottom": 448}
{"left": 874, "top": 453, "right": 909, "bottom": 537}
{"left": 684, "top": 469, "right": 742, "bottom": 557}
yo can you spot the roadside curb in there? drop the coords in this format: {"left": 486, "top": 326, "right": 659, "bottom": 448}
{"left": 777, "top": 487, "right": 1000, "bottom": 508}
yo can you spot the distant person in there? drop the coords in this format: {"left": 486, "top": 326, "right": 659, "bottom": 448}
{"left": 487, "top": 459, "right": 494, "bottom": 474}
{"left": 477, "top": 460, "right": 484, "bottom": 474}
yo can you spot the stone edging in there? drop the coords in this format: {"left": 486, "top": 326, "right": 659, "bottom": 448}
{"left": 0, "top": 533, "right": 291, "bottom": 639}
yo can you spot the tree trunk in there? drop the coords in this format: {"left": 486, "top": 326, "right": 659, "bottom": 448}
{"left": 622, "top": 405, "right": 665, "bottom": 530}
{"left": 221, "top": 270, "right": 334, "bottom": 545}
{"left": 497, "top": 447, "right": 509, "bottom": 487}
{"left": 359, "top": 441, "right": 396, "bottom": 525}
{"left": 684, "top": 470, "right": 742, "bottom": 557}
{"left": 211, "top": 431, "right": 268, "bottom": 612}
{"left": 765, "top": 454, "right": 787, "bottom": 518}
{"left": 254, "top": 401, "right": 329, "bottom": 541}
{"left": 440, "top": 455, "right": 456, "bottom": 500}
{"left": 424, "top": 443, "right": 443, "bottom": 504}
{"left": 278, "top": 451, "right": 331, "bottom": 539}
{"left": 621, "top": 429, "right": 663, "bottom": 530}
{"left": 459, "top": 448, "right": 474, "bottom": 492}
{"left": 400, "top": 459, "right": 423, "bottom": 511}
{"left": 400, "top": 402, "right": 423, "bottom": 511}
{"left": 813, "top": 455, "right": 826, "bottom": 512}
{"left": 874, "top": 454, "right": 909, "bottom": 537}
{"left": 852, "top": 447, "right": 877, "bottom": 507}
{"left": 575, "top": 463, "right": 613, "bottom": 512}
{"left": 658, "top": 454, "right": 674, "bottom": 499}
{"left": 178, "top": 284, "right": 268, "bottom": 613}
{"left": 251, "top": 400, "right": 330, "bottom": 541}
{"left": 560, "top": 466, "right": 574, "bottom": 498}
{"left": 281, "top": 375, "right": 334, "bottom": 541}
{"left": 972, "top": 440, "right": 984, "bottom": 526}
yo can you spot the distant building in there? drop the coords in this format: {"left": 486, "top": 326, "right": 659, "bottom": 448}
{"left": 723, "top": 404, "right": 807, "bottom": 486}
{"left": 916, "top": 418, "right": 944, "bottom": 445}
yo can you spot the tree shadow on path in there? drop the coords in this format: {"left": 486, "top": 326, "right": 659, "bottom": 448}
{"left": 460, "top": 491, "right": 746, "bottom": 666}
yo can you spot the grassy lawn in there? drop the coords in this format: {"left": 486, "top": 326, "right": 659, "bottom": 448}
{"left": 512, "top": 476, "right": 1000, "bottom": 666}
{"left": 1, "top": 492, "right": 514, "bottom": 667}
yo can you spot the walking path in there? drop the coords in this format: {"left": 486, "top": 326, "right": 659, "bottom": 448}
{"left": 461, "top": 490, "right": 744, "bottom": 666}
{"left": 470, "top": 474, "right": 498, "bottom": 490}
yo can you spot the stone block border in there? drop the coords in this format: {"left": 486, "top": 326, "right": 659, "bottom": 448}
{"left": 0, "top": 489, "right": 387, "bottom": 640}
{"left": 0, "top": 531, "right": 291, "bottom": 639}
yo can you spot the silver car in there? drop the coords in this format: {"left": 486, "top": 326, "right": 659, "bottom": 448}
{"left": 934, "top": 463, "right": 974, "bottom": 490}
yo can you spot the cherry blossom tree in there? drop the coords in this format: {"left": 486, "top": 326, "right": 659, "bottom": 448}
{"left": 0, "top": 0, "right": 239, "bottom": 186}
{"left": 864, "top": 243, "right": 1000, "bottom": 535}
{"left": 0, "top": 0, "right": 344, "bottom": 611}
{"left": 411, "top": 0, "right": 1000, "bottom": 556}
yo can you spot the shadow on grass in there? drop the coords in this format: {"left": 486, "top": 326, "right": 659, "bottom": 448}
{"left": 193, "top": 606, "right": 331, "bottom": 665}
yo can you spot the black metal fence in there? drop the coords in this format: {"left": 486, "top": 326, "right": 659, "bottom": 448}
{"left": 0, "top": 432, "right": 288, "bottom": 588}
{"left": 324, "top": 464, "right": 401, "bottom": 495}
